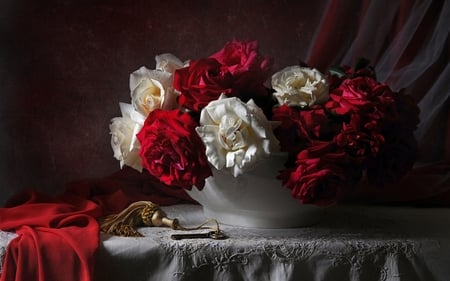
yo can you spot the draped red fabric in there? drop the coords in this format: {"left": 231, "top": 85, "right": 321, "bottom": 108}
{"left": 0, "top": 192, "right": 101, "bottom": 281}
{"left": 63, "top": 168, "right": 195, "bottom": 216}
{"left": 0, "top": 168, "right": 194, "bottom": 281}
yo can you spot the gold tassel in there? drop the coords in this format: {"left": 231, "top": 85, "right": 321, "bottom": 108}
{"left": 100, "top": 201, "right": 225, "bottom": 238}
{"left": 99, "top": 201, "right": 179, "bottom": 237}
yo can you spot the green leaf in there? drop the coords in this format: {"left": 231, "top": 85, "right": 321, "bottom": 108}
{"left": 328, "top": 66, "right": 346, "bottom": 78}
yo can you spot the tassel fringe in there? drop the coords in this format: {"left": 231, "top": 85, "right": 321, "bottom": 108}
{"left": 99, "top": 201, "right": 167, "bottom": 237}
{"left": 99, "top": 201, "right": 223, "bottom": 238}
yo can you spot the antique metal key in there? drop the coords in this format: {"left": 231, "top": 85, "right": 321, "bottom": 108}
{"left": 170, "top": 231, "right": 227, "bottom": 240}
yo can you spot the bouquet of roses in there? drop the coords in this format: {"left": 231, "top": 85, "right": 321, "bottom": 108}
{"left": 110, "top": 40, "right": 419, "bottom": 206}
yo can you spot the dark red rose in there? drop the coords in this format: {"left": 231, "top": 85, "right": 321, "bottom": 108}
{"left": 272, "top": 105, "right": 307, "bottom": 154}
{"left": 281, "top": 155, "right": 347, "bottom": 206}
{"left": 335, "top": 120, "right": 385, "bottom": 160}
{"left": 209, "top": 39, "right": 273, "bottom": 99}
{"left": 288, "top": 164, "right": 347, "bottom": 206}
{"left": 299, "top": 141, "right": 338, "bottom": 158}
{"left": 298, "top": 106, "right": 338, "bottom": 140}
{"left": 279, "top": 141, "right": 359, "bottom": 206}
{"left": 272, "top": 105, "right": 338, "bottom": 154}
{"left": 174, "top": 58, "right": 233, "bottom": 112}
{"left": 137, "top": 109, "right": 212, "bottom": 189}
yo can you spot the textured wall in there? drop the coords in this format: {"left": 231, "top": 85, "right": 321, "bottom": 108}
{"left": 0, "top": 0, "right": 328, "bottom": 205}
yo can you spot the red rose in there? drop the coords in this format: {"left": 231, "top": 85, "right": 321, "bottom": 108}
{"left": 288, "top": 163, "right": 347, "bottom": 206}
{"left": 326, "top": 76, "right": 397, "bottom": 121}
{"left": 174, "top": 58, "right": 233, "bottom": 112}
{"left": 326, "top": 76, "right": 382, "bottom": 115}
{"left": 326, "top": 76, "right": 375, "bottom": 115}
{"left": 137, "top": 109, "right": 212, "bottom": 189}
{"left": 209, "top": 39, "right": 273, "bottom": 99}
{"left": 174, "top": 40, "right": 273, "bottom": 113}
{"left": 279, "top": 142, "right": 358, "bottom": 206}
{"left": 298, "top": 106, "right": 337, "bottom": 140}
{"left": 272, "top": 105, "right": 307, "bottom": 154}
{"left": 335, "top": 120, "right": 385, "bottom": 160}
{"left": 282, "top": 155, "right": 348, "bottom": 206}
{"left": 272, "top": 105, "right": 337, "bottom": 154}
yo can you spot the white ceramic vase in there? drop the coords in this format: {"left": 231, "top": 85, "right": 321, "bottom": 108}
{"left": 186, "top": 153, "right": 323, "bottom": 228}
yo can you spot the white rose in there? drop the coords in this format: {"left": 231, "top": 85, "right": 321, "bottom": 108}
{"left": 196, "top": 95, "right": 279, "bottom": 177}
{"left": 109, "top": 103, "right": 145, "bottom": 172}
{"left": 155, "top": 53, "right": 184, "bottom": 73}
{"left": 129, "top": 66, "right": 175, "bottom": 116}
{"left": 130, "top": 54, "right": 184, "bottom": 117}
{"left": 271, "top": 66, "right": 329, "bottom": 107}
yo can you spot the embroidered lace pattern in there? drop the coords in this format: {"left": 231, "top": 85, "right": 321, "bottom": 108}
{"left": 3, "top": 205, "right": 450, "bottom": 281}
{"left": 0, "top": 231, "right": 17, "bottom": 274}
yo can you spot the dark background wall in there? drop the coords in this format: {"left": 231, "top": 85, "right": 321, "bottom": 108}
{"left": 1, "top": 0, "right": 329, "bottom": 204}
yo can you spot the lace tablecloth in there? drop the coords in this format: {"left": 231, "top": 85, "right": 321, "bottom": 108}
{"left": 0, "top": 231, "right": 17, "bottom": 275}
{"left": 2, "top": 204, "right": 450, "bottom": 281}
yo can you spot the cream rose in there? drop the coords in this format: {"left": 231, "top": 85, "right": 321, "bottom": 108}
{"left": 109, "top": 103, "right": 145, "bottom": 172}
{"left": 130, "top": 54, "right": 184, "bottom": 116}
{"left": 271, "top": 66, "right": 329, "bottom": 107}
{"left": 129, "top": 67, "right": 174, "bottom": 116}
{"left": 196, "top": 95, "right": 279, "bottom": 177}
